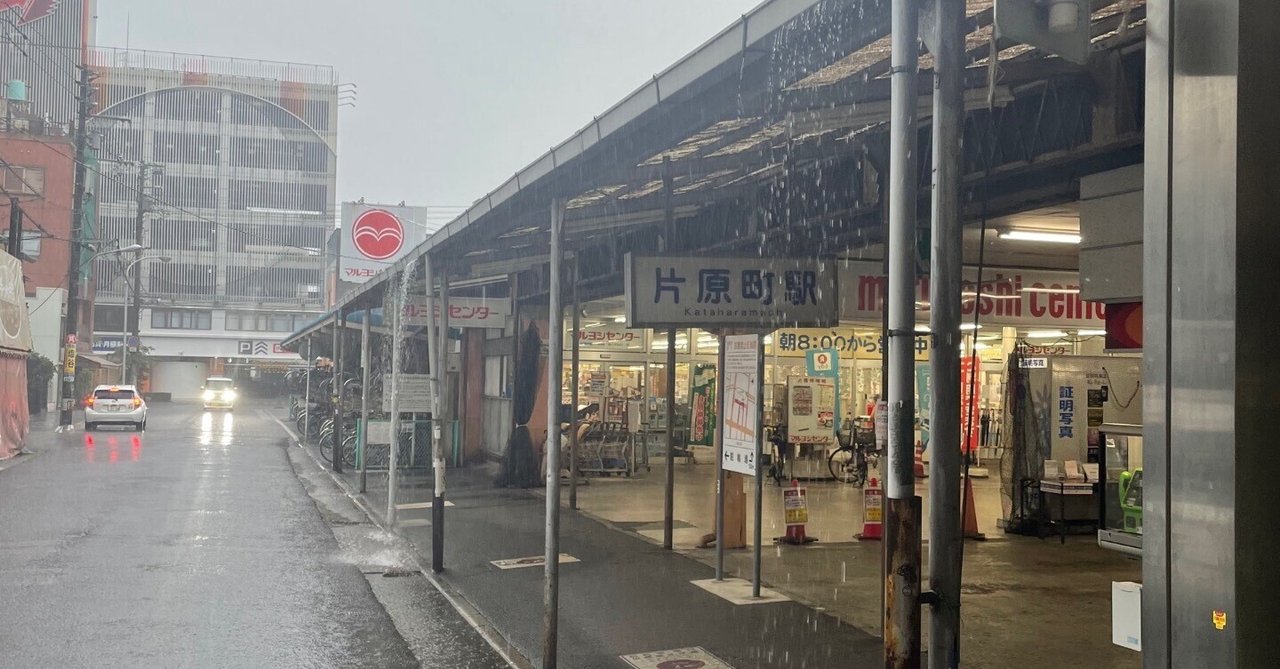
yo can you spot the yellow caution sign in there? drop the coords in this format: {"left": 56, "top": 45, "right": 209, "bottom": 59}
{"left": 63, "top": 347, "right": 77, "bottom": 375}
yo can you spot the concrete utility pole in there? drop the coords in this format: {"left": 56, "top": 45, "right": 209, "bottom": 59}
{"left": 57, "top": 66, "right": 94, "bottom": 431}
{"left": 6, "top": 197, "right": 20, "bottom": 256}
{"left": 926, "top": 0, "right": 965, "bottom": 666}
{"left": 885, "top": 0, "right": 922, "bottom": 665}
{"left": 542, "top": 199, "right": 566, "bottom": 668}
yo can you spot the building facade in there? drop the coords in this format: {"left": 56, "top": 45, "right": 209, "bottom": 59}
{"left": 86, "top": 49, "right": 338, "bottom": 398}
{"left": 1, "top": 0, "right": 91, "bottom": 408}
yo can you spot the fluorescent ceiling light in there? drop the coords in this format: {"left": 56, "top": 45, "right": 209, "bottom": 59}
{"left": 999, "top": 230, "right": 1081, "bottom": 244}
{"left": 960, "top": 323, "right": 982, "bottom": 331}
{"left": 614, "top": 316, "right": 626, "bottom": 323}
{"left": 1026, "top": 330, "right": 1067, "bottom": 338}
{"left": 1077, "top": 329, "right": 1107, "bottom": 336}
{"left": 962, "top": 292, "right": 1021, "bottom": 300}
{"left": 914, "top": 325, "right": 931, "bottom": 333}
{"left": 1021, "top": 286, "right": 1080, "bottom": 294}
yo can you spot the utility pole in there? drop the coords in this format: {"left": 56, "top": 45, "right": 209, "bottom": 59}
{"left": 57, "top": 65, "right": 94, "bottom": 431}
{"left": 885, "top": 0, "right": 922, "bottom": 665}
{"left": 926, "top": 0, "right": 965, "bottom": 667}
{"left": 6, "top": 197, "right": 19, "bottom": 256}
{"left": 123, "top": 162, "right": 156, "bottom": 385}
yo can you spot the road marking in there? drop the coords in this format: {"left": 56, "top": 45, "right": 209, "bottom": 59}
{"left": 621, "top": 646, "right": 733, "bottom": 669}
{"left": 395, "top": 500, "right": 455, "bottom": 510}
{"left": 491, "top": 554, "right": 579, "bottom": 570}
{"left": 690, "top": 578, "right": 790, "bottom": 605}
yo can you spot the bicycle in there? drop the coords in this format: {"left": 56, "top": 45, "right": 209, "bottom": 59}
{"left": 827, "top": 426, "right": 879, "bottom": 487}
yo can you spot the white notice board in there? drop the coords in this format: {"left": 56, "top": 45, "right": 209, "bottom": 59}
{"left": 382, "top": 373, "right": 433, "bottom": 413}
{"left": 722, "top": 334, "right": 761, "bottom": 475}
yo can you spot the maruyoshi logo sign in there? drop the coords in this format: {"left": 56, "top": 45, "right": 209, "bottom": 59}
{"left": 351, "top": 209, "right": 405, "bottom": 260}
{"left": 0, "top": 0, "right": 60, "bottom": 26}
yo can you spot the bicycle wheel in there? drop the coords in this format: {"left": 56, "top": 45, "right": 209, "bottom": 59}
{"left": 828, "top": 447, "right": 862, "bottom": 485}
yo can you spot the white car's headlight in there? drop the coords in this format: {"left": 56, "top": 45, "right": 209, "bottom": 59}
{"left": 203, "top": 390, "right": 216, "bottom": 401}
{"left": 222, "top": 390, "right": 237, "bottom": 402}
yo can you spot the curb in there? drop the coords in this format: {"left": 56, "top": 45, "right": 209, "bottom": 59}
{"left": 262, "top": 410, "right": 533, "bottom": 669}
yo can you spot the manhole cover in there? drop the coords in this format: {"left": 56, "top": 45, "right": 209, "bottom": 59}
{"left": 620, "top": 647, "right": 732, "bottom": 669}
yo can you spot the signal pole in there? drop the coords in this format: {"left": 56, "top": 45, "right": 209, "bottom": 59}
{"left": 57, "top": 66, "right": 94, "bottom": 430}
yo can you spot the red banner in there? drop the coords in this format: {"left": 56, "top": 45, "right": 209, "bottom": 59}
{"left": 960, "top": 355, "right": 980, "bottom": 454}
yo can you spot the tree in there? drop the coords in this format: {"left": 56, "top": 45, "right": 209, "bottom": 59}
{"left": 26, "top": 353, "right": 54, "bottom": 414}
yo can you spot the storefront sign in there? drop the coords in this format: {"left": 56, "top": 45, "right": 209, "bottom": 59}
{"left": 874, "top": 400, "right": 888, "bottom": 450}
{"left": 689, "top": 364, "right": 716, "bottom": 447}
{"left": 1105, "top": 301, "right": 1143, "bottom": 351}
{"left": 839, "top": 260, "right": 1104, "bottom": 328}
{"left": 787, "top": 376, "right": 836, "bottom": 446}
{"left": 916, "top": 364, "right": 931, "bottom": 451}
{"left": 569, "top": 325, "right": 642, "bottom": 349}
{"left": 93, "top": 336, "right": 124, "bottom": 354}
{"left": 783, "top": 487, "right": 809, "bottom": 526}
{"left": 340, "top": 202, "right": 433, "bottom": 284}
{"left": 237, "top": 340, "right": 292, "bottom": 357}
{"left": 403, "top": 296, "right": 510, "bottom": 329}
{"left": 382, "top": 373, "right": 433, "bottom": 413}
{"left": 625, "top": 255, "right": 838, "bottom": 328}
{"left": 1023, "top": 357, "right": 1049, "bottom": 369}
{"left": 0, "top": 252, "right": 32, "bottom": 354}
{"left": 721, "top": 334, "right": 761, "bottom": 475}
{"left": 772, "top": 327, "right": 929, "bottom": 360}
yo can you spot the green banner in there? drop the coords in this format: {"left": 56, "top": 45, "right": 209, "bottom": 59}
{"left": 689, "top": 363, "right": 716, "bottom": 447}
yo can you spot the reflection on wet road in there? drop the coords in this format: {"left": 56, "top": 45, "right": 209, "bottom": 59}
{"left": 0, "top": 404, "right": 418, "bottom": 668}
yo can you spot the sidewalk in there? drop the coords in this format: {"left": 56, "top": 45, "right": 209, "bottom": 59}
{"left": 315, "top": 450, "right": 883, "bottom": 668}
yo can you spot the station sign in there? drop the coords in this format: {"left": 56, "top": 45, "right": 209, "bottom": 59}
{"left": 625, "top": 255, "right": 838, "bottom": 329}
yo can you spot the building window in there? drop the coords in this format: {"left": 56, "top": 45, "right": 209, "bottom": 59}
{"left": 2, "top": 166, "right": 44, "bottom": 196}
{"left": 153, "top": 131, "right": 219, "bottom": 166}
{"left": 225, "top": 311, "right": 307, "bottom": 332}
{"left": 151, "top": 219, "right": 217, "bottom": 252}
{"left": 224, "top": 266, "right": 322, "bottom": 300}
{"left": 148, "top": 263, "right": 217, "bottom": 297}
{"left": 151, "top": 309, "right": 212, "bottom": 330}
{"left": 229, "top": 180, "right": 327, "bottom": 213}
{"left": 93, "top": 305, "right": 126, "bottom": 332}
{"left": 158, "top": 175, "right": 218, "bottom": 209}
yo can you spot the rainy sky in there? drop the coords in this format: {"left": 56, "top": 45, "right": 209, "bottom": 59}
{"left": 94, "top": 0, "right": 761, "bottom": 210}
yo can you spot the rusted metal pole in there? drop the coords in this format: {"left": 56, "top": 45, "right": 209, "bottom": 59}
{"left": 885, "top": 497, "right": 923, "bottom": 667}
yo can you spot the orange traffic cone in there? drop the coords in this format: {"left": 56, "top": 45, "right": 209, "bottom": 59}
{"left": 962, "top": 475, "right": 987, "bottom": 540}
{"left": 856, "top": 477, "right": 883, "bottom": 541}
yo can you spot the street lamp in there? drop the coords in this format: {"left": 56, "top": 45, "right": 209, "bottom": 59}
{"left": 121, "top": 254, "right": 171, "bottom": 384}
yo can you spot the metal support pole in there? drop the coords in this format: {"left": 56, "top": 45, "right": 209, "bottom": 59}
{"left": 752, "top": 335, "right": 764, "bottom": 598}
{"left": 542, "top": 198, "right": 566, "bottom": 668}
{"left": 714, "top": 336, "right": 726, "bottom": 580}
{"left": 57, "top": 66, "right": 92, "bottom": 430}
{"left": 434, "top": 268, "right": 450, "bottom": 573}
{"left": 569, "top": 260, "right": 581, "bottom": 510}
{"left": 663, "top": 327, "right": 676, "bottom": 549}
{"left": 886, "top": 0, "right": 921, "bottom": 665}
{"left": 927, "top": 0, "right": 964, "bottom": 666}
{"left": 662, "top": 155, "right": 677, "bottom": 550}
{"left": 386, "top": 271, "right": 405, "bottom": 526}
{"left": 332, "top": 314, "right": 345, "bottom": 473}
{"left": 304, "top": 339, "right": 312, "bottom": 442}
{"left": 359, "top": 308, "right": 371, "bottom": 494}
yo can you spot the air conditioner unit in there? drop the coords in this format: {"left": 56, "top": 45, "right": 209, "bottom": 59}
{"left": 296, "top": 284, "right": 320, "bottom": 298}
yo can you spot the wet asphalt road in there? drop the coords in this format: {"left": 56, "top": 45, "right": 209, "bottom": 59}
{"left": 0, "top": 404, "right": 502, "bottom": 669}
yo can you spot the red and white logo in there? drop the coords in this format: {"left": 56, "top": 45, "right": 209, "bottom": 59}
{"left": 0, "top": 0, "right": 60, "bottom": 26}
{"left": 351, "top": 209, "right": 404, "bottom": 260}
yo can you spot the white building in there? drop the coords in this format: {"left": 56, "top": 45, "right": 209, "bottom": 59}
{"left": 87, "top": 49, "right": 338, "bottom": 399}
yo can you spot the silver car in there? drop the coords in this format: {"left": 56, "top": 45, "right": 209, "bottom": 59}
{"left": 84, "top": 385, "right": 148, "bottom": 431}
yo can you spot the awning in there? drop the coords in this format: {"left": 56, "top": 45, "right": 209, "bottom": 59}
{"left": 78, "top": 353, "right": 120, "bottom": 368}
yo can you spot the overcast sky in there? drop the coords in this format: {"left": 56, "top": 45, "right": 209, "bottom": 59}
{"left": 94, "top": 0, "right": 760, "bottom": 211}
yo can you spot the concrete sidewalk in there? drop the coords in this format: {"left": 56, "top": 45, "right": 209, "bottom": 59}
{"left": 315, "top": 452, "right": 883, "bottom": 668}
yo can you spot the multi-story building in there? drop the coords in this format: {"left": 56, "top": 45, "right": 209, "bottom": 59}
{"left": 86, "top": 48, "right": 338, "bottom": 399}
{"left": 1, "top": 0, "right": 92, "bottom": 407}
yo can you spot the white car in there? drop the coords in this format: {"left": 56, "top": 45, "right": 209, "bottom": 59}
{"left": 85, "top": 385, "right": 148, "bottom": 431}
{"left": 201, "top": 377, "right": 238, "bottom": 411}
